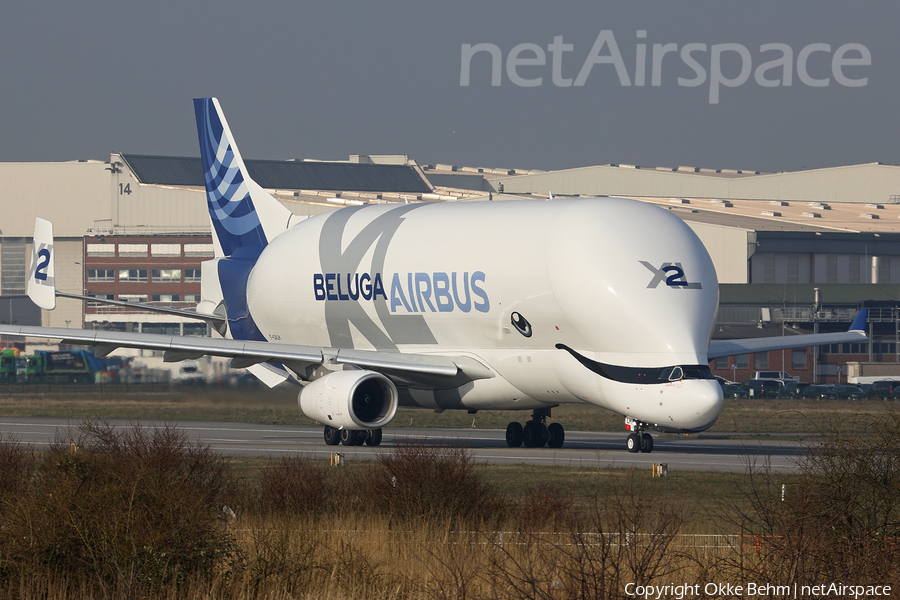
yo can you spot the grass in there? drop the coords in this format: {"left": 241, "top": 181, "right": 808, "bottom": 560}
{"left": 1, "top": 416, "right": 896, "bottom": 598}
{"left": 0, "top": 384, "right": 895, "bottom": 436}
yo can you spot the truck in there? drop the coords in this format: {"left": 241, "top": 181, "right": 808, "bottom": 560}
{"left": 0, "top": 348, "right": 19, "bottom": 382}
{"left": 750, "top": 371, "right": 800, "bottom": 383}
{"left": 846, "top": 362, "right": 900, "bottom": 386}
{"left": 15, "top": 350, "right": 107, "bottom": 384}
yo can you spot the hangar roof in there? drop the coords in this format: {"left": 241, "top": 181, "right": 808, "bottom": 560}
{"left": 120, "top": 154, "right": 432, "bottom": 194}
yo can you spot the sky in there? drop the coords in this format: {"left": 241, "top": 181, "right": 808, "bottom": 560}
{"left": 0, "top": 1, "right": 896, "bottom": 173}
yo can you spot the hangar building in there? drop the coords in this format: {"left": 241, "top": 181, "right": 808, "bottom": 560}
{"left": 2, "top": 152, "right": 900, "bottom": 384}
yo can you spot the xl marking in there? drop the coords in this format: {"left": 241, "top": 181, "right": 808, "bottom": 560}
{"left": 641, "top": 261, "right": 702, "bottom": 289}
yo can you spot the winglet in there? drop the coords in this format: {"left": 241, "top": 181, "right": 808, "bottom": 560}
{"left": 849, "top": 308, "right": 868, "bottom": 332}
{"left": 27, "top": 217, "right": 56, "bottom": 310}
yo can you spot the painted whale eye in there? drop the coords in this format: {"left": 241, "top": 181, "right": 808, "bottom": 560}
{"left": 511, "top": 312, "right": 532, "bottom": 338}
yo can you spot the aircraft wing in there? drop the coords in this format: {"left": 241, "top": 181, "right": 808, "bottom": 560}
{"left": 707, "top": 308, "right": 868, "bottom": 360}
{"left": 0, "top": 324, "right": 493, "bottom": 387}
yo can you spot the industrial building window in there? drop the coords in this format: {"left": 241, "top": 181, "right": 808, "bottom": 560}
{"left": 118, "top": 269, "right": 147, "bottom": 282}
{"left": 118, "top": 294, "right": 148, "bottom": 303}
{"left": 184, "top": 243, "right": 214, "bottom": 257}
{"left": 86, "top": 293, "right": 114, "bottom": 306}
{"left": 184, "top": 268, "right": 202, "bottom": 283}
{"left": 88, "top": 322, "right": 128, "bottom": 332}
{"left": 754, "top": 353, "right": 768, "bottom": 370}
{"left": 183, "top": 323, "right": 208, "bottom": 337}
{"left": 734, "top": 354, "right": 749, "bottom": 369}
{"left": 151, "top": 243, "right": 181, "bottom": 257}
{"left": 872, "top": 342, "right": 896, "bottom": 354}
{"left": 142, "top": 323, "right": 181, "bottom": 335}
{"left": 713, "top": 356, "right": 729, "bottom": 369}
{"left": 184, "top": 293, "right": 201, "bottom": 302}
{"left": 118, "top": 243, "right": 148, "bottom": 257}
{"left": 151, "top": 268, "right": 181, "bottom": 283}
{"left": 792, "top": 349, "right": 806, "bottom": 370}
{"left": 87, "top": 268, "right": 115, "bottom": 282}
{"left": 86, "top": 243, "right": 115, "bottom": 257}
{"left": 151, "top": 294, "right": 180, "bottom": 302}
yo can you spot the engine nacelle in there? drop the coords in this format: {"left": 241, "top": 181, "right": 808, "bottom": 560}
{"left": 298, "top": 370, "right": 398, "bottom": 430}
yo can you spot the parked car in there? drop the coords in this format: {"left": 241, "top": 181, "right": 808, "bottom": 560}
{"left": 864, "top": 380, "right": 900, "bottom": 400}
{"left": 802, "top": 384, "right": 838, "bottom": 400}
{"left": 744, "top": 379, "right": 782, "bottom": 399}
{"left": 832, "top": 384, "right": 864, "bottom": 400}
{"left": 722, "top": 383, "right": 745, "bottom": 399}
{"left": 777, "top": 381, "right": 809, "bottom": 399}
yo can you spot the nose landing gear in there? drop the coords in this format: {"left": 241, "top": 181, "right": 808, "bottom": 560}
{"left": 625, "top": 417, "right": 654, "bottom": 453}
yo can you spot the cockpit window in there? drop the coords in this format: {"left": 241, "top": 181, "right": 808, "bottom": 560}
{"left": 556, "top": 344, "right": 715, "bottom": 385}
{"left": 661, "top": 366, "right": 684, "bottom": 381}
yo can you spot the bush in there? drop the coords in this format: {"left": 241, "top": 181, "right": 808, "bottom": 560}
{"left": 0, "top": 420, "right": 238, "bottom": 598}
{"left": 722, "top": 407, "right": 900, "bottom": 587}
{"left": 257, "top": 455, "right": 332, "bottom": 516}
{"left": 361, "top": 441, "right": 506, "bottom": 526}
{"left": 514, "top": 483, "right": 576, "bottom": 531}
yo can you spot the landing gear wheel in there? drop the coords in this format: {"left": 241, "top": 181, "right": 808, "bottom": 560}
{"left": 324, "top": 426, "right": 340, "bottom": 446}
{"left": 547, "top": 422, "right": 565, "bottom": 448}
{"left": 340, "top": 429, "right": 361, "bottom": 446}
{"left": 523, "top": 421, "right": 547, "bottom": 448}
{"left": 365, "top": 428, "right": 383, "bottom": 446}
{"left": 640, "top": 432, "right": 654, "bottom": 453}
{"left": 506, "top": 422, "right": 524, "bottom": 447}
{"left": 626, "top": 433, "right": 640, "bottom": 453}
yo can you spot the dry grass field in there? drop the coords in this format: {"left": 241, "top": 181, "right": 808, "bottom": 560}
{"left": 0, "top": 415, "right": 897, "bottom": 599}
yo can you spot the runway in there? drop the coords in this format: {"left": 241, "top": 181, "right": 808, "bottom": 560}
{"left": 0, "top": 418, "right": 807, "bottom": 473}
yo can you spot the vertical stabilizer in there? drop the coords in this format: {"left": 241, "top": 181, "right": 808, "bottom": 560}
{"left": 193, "top": 97, "right": 293, "bottom": 257}
{"left": 28, "top": 217, "right": 56, "bottom": 310}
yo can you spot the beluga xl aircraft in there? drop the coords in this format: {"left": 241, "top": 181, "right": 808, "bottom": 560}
{"left": 0, "top": 98, "right": 869, "bottom": 453}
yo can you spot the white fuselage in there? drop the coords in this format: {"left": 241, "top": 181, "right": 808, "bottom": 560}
{"left": 247, "top": 197, "right": 723, "bottom": 432}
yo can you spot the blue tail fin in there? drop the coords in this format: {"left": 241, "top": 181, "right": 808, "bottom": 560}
{"left": 193, "top": 98, "right": 292, "bottom": 257}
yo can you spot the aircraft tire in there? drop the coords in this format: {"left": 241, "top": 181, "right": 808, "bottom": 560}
{"left": 506, "top": 422, "right": 524, "bottom": 447}
{"left": 365, "top": 428, "right": 383, "bottom": 446}
{"left": 523, "top": 421, "right": 545, "bottom": 448}
{"left": 626, "top": 433, "right": 640, "bottom": 453}
{"left": 324, "top": 426, "right": 340, "bottom": 446}
{"left": 340, "top": 429, "right": 360, "bottom": 446}
{"left": 547, "top": 422, "right": 565, "bottom": 448}
{"left": 640, "top": 432, "right": 654, "bottom": 453}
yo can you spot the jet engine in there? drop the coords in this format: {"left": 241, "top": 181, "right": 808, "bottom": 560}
{"left": 298, "top": 370, "right": 398, "bottom": 430}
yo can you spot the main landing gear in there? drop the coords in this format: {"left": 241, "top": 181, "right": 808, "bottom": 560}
{"left": 323, "top": 426, "right": 383, "bottom": 447}
{"left": 505, "top": 408, "right": 565, "bottom": 449}
{"left": 625, "top": 417, "right": 654, "bottom": 453}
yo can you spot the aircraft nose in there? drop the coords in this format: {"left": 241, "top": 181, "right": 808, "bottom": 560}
{"left": 686, "top": 379, "right": 725, "bottom": 431}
